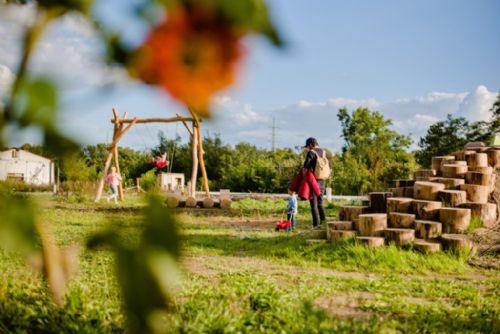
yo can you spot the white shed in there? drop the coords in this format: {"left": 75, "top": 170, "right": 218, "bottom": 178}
{"left": 159, "top": 172, "right": 185, "bottom": 192}
{"left": 0, "top": 149, "right": 55, "bottom": 185}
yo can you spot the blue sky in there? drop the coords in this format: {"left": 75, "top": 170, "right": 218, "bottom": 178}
{"left": 0, "top": 0, "right": 499, "bottom": 151}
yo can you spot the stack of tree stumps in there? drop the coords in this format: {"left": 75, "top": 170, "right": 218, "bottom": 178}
{"left": 316, "top": 144, "right": 499, "bottom": 253}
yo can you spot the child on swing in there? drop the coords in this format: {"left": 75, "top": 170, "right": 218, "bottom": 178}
{"left": 106, "top": 166, "right": 122, "bottom": 204}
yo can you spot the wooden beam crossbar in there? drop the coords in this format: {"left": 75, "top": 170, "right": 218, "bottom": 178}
{"left": 112, "top": 116, "right": 196, "bottom": 124}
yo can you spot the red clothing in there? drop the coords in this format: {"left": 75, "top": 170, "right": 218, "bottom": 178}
{"left": 290, "top": 170, "right": 321, "bottom": 200}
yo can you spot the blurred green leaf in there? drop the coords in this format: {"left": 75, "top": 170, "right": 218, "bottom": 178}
{"left": 0, "top": 189, "right": 39, "bottom": 254}
{"left": 141, "top": 195, "right": 181, "bottom": 257}
{"left": 87, "top": 194, "right": 182, "bottom": 333}
{"left": 17, "top": 77, "right": 58, "bottom": 128}
{"left": 37, "top": 0, "right": 94, "bottom": 15}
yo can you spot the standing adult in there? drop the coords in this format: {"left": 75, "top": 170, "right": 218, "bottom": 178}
{"left": 302, "top": 137, "right": 328, "bottom": 228}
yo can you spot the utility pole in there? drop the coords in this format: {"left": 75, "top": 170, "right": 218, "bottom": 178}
{"left": 271, "top": 117, "right": 276, "bottom": 152}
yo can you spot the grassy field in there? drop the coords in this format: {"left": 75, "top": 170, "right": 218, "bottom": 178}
{"left": 0, "top": 193, "right": 499, "bottom": 333}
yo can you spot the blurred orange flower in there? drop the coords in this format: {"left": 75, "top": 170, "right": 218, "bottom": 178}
{"left": 132, "top": 6, "right": 244, "bottom": 117}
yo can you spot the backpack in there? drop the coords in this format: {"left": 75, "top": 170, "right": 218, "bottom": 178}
{"left": 311, "top": 149, "right": 331, "bottom": 180}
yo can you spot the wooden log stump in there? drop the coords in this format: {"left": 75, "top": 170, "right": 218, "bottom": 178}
{"left": 358, "top": 213, "right": 387, "bottom": 236}
{"left": 369, "top": 192, "right": 393, "bottom": 213}
{"left": 389, "top": 187, "right": 404, "bottom": 197}
{"left": 459, "top": 184, "right": 489, "bottom": 203}
{"left": 403, "top": 187, "right": 414, "bottom": 198}
{"left": 327, "top": 221, "right": 354, "bottom": 231}
{"left": 339, "top": 206, "right": 370, "bottom": 221}
{"left": 306, "top": 239, "right": 326, "bottom": 245}
{"left": 413, "top": 239, "right": 441, "bottom": 253}
{"left": 432, "top": 156, "right": 455, "bottom": 174}
{"left": 441, "top": 234, "right": 473, "bottom": 253}
{"left": 412, "top": 200, "right": 442, "bottom": 220}
{"left": 437, "top": 190, "right": 467, "bottom": 207}
{"left": 185, "top": 196, "right": 197, "bottom": 208}
{"left": 388, "top": 212, "right": 415, "bottom": 228}
{"left": 392, "top": 179, "right": 415, "bottom": 188}
{"left": 356, "top": 236, "right": 385, "bottom": 248}
{"left": 387, "top": 197, "right": 413, "bottom": 214}
{"left": 166, "top": 196, "right": 180, "bottom": 208}
{"left": 466, "top": 153, "right": 488, "bottom": 168}
{"left": 384, "top": 228, "right": 415, "bottom": 246}
{"left": 488, "top": 173, "right": 497, "bottom": 194}
{"left": 439, "top": 208, "right": 471, "bottom": 233}
{"left": 202, "top": 197, "right": 215, "bottom": 208}
{"left": 432, "top": 177, "right": 465, "bottom": 189}
{"left": 486, "top": 149, "right": 500, "bottom": 167}
{"left": 442, "top": 164, "right": 468, "bottom": 178}
{"left": 220, "top": 198, "right": 232, "bottom": 209}
{"left": 413, "top": 169, "right": 436, "bottom": 179}
{"left": 465, "top": 172, "right": 492, "bottom": 186}
{"left": 454, "top": 150, "right": 475, "bottom": 161}
{"left": 329, "top": 230, "right": 357, "bottom": 242}
{"left": 414, "top": 181, "right": 445, "bottom": 201}
{"left": 468, "top": 166, "right": 493, "bottom": 174}
{"left": 352, "top": 219, "right": 359, "bottom": 231}
{"left": 414, "top": 220, "right": 442, "bottom": 239}
{"left": 458, "top": 202, "right": 498, "bottom": 228}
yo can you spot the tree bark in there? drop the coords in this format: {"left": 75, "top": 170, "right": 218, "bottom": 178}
{"left": 358, "top": 213, "right": 387, "bottom": 236}
{"left": 414, "top": 220, "right": 442, "bottom": 239}
{"left": 459, "top": 184, "right": 489, "bottom": 203}
{"left": 441, "top": 234, "right": 473, "bottom": 253}
{"left": 388, "top": 212, "right": 415, "bottom": 228}
{"left": 355, "top": 236, "right": 385, "bottom": 248}
{"left": 386, "top": 197, "right": 413, "bottom": 214}
{"left": 458, "top": 202, "right": 497, "bottom": 228}
{"left": 439, "top": 207, "right": 471, "bottom": 233}
{"left": 438, "top": 190, "right": 467, "bottom": 207}
{"left": 384, "top": 228, "right": 415, "bottom": 246}
{"left": 413, "top": 239, "right": 441, "bottom": 253}
{"left": 369, "top": 192, "right": 393, "bottom": 213}
{"left": 414, "top": 181, "right": 445, "bottom": 201}
{"left": 442, "top": 164, "right": 468, "bottom": 178}
{"left": 339, "top": 206, "right": 370, "bottom": 221}
{"left": 412, "top": 200, "right": 442, "bottom": 220}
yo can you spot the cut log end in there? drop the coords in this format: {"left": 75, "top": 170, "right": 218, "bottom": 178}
{"left": 220, "top": 198, "right": 232, "bottom": 209}
{"left": 202, "top": 197, "right": 215, "bottom": 208}
{"left": 166, "top": 196, "right": 180, "bottom": 208}
{"left": 185, "top": 196, "right": 197, "bottom": 208}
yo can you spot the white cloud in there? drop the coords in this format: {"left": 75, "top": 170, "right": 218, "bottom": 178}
{"left": 456, "top": 85, "right": 497, "bottom": 122}
{"left": 205, "top": 85, "right": 497, "bottom": 152}
{"left": 0, "top": 5, "right": 129, "bottom": 90}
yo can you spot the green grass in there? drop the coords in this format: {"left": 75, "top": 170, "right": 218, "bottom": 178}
{"left": 0, "top": 194, "right": 499, "bottom": 333}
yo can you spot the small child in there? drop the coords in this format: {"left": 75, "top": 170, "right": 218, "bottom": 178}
{"left": 286, "top": 190, "right": 298, "bottom": 231}
{"left": 106, "top": 166, "right": 122, "bottom": 204}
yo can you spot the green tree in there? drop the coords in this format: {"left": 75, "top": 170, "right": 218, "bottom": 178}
{"left": 332, "top": 107, "right": 416, "bottom": 194}
{"left": 415, "top": 114, "right": 470, "bottom": 167}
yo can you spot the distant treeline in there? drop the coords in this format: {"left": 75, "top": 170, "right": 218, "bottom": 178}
{"left": 9, "top": 94, "right": 499, "bottom": 195}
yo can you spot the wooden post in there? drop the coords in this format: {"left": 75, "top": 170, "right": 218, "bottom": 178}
{"left": 196, "top": 124, "right": 210, "bottom": 197}
{"left": 95, "top": 108, "right": 137, "bottom": 202}
{"left": 113, "top": 146, "right": 124, "bottom": 200}
{"left": 190, "top": 121, "right": 198, "bottom": 197}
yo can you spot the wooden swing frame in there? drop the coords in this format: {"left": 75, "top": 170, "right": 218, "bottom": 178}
{"left": 94, "top": 107, "right": 210, "bottom": 202}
